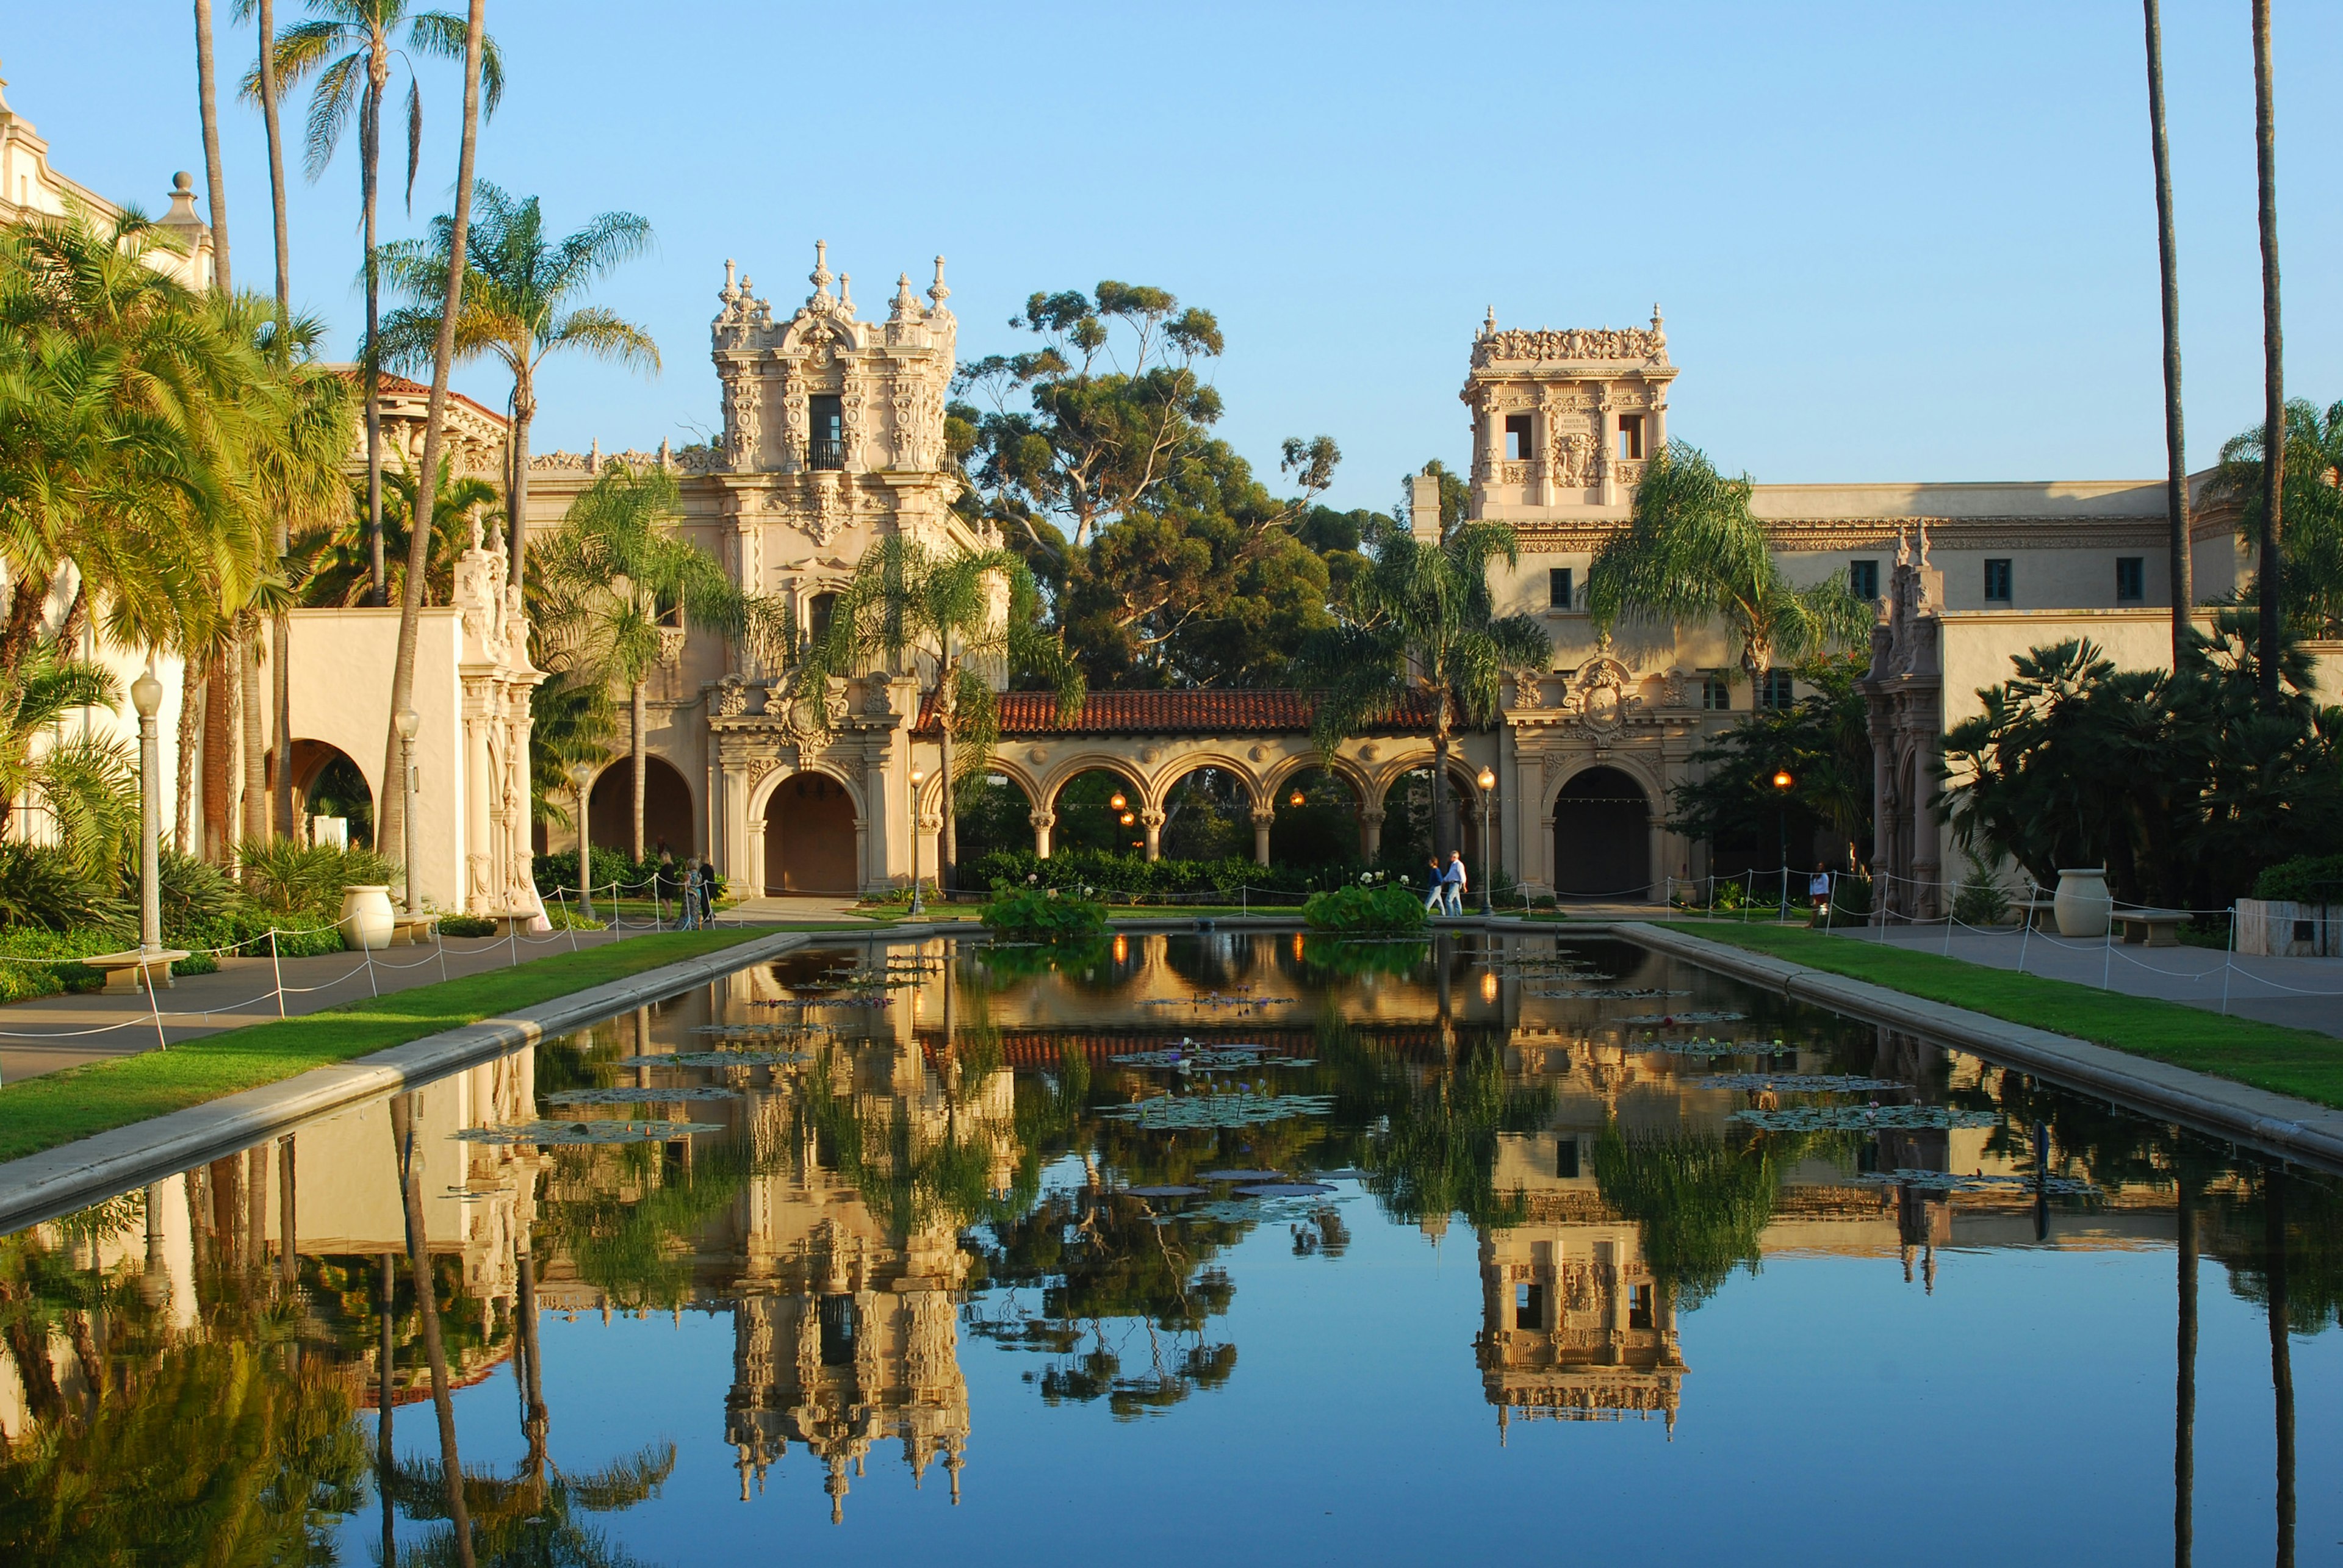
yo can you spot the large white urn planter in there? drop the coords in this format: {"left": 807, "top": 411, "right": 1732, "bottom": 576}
{"left": 2052, "top": 868, "right": 2112, "bottom": 938}
{"left": 340, "top": 885, "right": 396, "bottom": 950}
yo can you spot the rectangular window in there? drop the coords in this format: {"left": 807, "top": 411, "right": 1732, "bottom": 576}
{"left": 1616, "top": 414, "right": 1645, "bottom": 460}
{"left": 1702, "top": 673, "right": 1732, "bottom": 711}
{"left": 1849, "top": 559, "right": 1880, "bottom": 600}
{"left": 1627, "top": 1284, "right": 1655, "bottom": 1331}
{"left": 1514, "top": 1281, "right": 1546, "bottom": 1331}
{"left": 808, "top": 394, "right": 844, "bottom": 470}
{"left": 1984, "top": 558, "right": 2014, "bottom": 603}
{"left": 1504, "top": 412, "right": 1533, "bottom": 461}
{"left": 1548, "top": 567, "right": 1574, "bottom": 611}
{"left": 1556, "top": 1137, "right": 1580, "bottom": 1179}
{"left": 1760, "top": 669, "right": 1794, "bottom": 710}
{"left": 2115, "top": 556, "right": 2145, "bottom": 603}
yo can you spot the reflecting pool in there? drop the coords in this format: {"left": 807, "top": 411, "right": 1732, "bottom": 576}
{"left": 1, "top": 932, "right": 2336, "bottom": 1566}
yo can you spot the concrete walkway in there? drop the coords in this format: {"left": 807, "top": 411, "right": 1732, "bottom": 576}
{"left": 1797, "top": 921, "right": 2343, "bottom": 1038}
{"left": 0, "top": 918, "right": 763, "bottom": 1084}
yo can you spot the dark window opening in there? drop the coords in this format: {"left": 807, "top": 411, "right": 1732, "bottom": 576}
{"left": 1849, "top": 559, "right": 1880, "bottom": 600}
{"left": 1514, "top": 1281, "right": 1546, "bottom": 1331}
{"left": 1616, "top": 414, "right": 1645, "bottom": 460}
{"left": 808, "top": 394, "right": 844, "bottom": 470}
{"left": 1548, "top": 567, "right": 1575, "bottom": 611}
{"left": 2115, "top": 556, "right": 2145, "bottom": 603}
{"left": 1556, "top": 1136, "right": 1580, "bottom": 1179}
{"left": 1759, "top": 669, "right": 1794, "bottom": 710}
{"left": 805, "top": 591, "right": 839, "bottom": 649}
{"left": 1627, "top": 1283, "right": 1655, "bottom": 1330}
{"left": 818, "top": 1293, "right": 858, "bottom": 1366}
{"left": 1504, "top": 412, "right": 1534, "bottom": 462}
{"left": 1702, "top": 673, "right": 1732, "bottom": 711}
{"left": 1984, "top": 558, "right": 2014, "bottom": 603}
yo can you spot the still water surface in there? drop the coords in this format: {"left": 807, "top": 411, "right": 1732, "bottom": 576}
{"left": 1, "top": 932, "right": 2336, "bottom": 1565}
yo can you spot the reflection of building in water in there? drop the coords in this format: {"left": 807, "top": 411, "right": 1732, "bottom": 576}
{"left": 1478, "top": 1201, "right": 1685, "bottom": 1435}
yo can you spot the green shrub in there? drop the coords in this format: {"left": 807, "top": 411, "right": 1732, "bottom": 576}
{"left": 238, "top": 838, "right": 402, "bottom": 916}
{"left": 2253, "top": 854, "right": 2343, "bottom": 905}
{"left": 1949, "top": 855, "right": 2010, "bottom": 927}
{"left": 0, "top": 843, "right": 129, "bottom": 934}
{"left": 435, "top": 913, "right": 498, "bottom": 938}
{"left": 1295, "top": 933, "right": 1428, "bottom": 976}
{"left": 963, "top": 847, "right": 1425, "bottom": 904}
{"left": 1302, "top": 883, "right": 1429, "bottom": 934}
{"left": 533, "top": 849, "right": 713, "bottom": 902}
{"left": 981, "top": 881, "right": 1109, "bottom": 942}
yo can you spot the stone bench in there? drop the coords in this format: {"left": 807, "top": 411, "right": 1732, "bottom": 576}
{"left": 2018, "top": 899, "right": 2060, "bottom": 932}
{"left": 83, "top": 948, "right": 193, "bottom": 994}
{"left": 2112, "top": 908, "right": 2187, "bottom": 948}
{"left": 387, "top": 915, "right": 437, "bottom": 947}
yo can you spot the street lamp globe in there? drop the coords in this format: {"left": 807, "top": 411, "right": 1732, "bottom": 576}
{"left": 1772, "top": 769, "right": 1794, "bottom": 791}
{"left": 395, "top": 707, "right": 420, "bottom": 741}
{"left": 131, "top": 670, "right": 164, "bottom": 719}
{"left": 1477, "top": 767, "right": 1495, "bottom": 792}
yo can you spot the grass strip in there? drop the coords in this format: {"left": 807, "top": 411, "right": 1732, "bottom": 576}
{"left": 1657, "top": 920, "right": 2343, "bottom": 1110}
{"left": 0, "top": 928, "right": 779, "bottom": 1163}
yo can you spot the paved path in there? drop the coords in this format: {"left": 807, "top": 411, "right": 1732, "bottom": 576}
{"left": 0, "top": 919, "right": 756, "bottom": 1084}
{"left": 1797, "top": 920, "right": 2343, "bottom": 1038}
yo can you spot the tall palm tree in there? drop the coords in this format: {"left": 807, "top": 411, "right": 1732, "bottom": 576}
{"left": 0, "top": 638, "right": 137, "bottom": 877}
{"left": 1586, "top": 441, "right": 1871, "bottom": 694}
{"left": 193, "top": 0, "right": 234, "bottom": 295}
{"left": 1300, "top": 519, "right": 1550, "bottom": 863}
{"left": 2251, "top": 0, "right": 2284, "bottom": 703}
{"left": 2206, "top": 398, "right": 2343, "bottom": 638}
{"left": 378, "top": 182, "right": 658, "bottom": 591}
{"left": 390, "top": 1090, "right": 476, "bottom": 1568}
{"left": 2143, "top": 0, "right": 2191, "bottom": 668}
{"left": 260, "top": 0, "right": 503, "bottom": 608}
{"left": 796, "top": 534, "right": 1082, "bottom": 891}
{"left": 537, "top": 462, "right": 765, "bottom": 860}
{"left": 294, "top": 462, "right": 497, "bottom": 606}
{"left": 377, "top": 0, "right": 487, "bottom": 879}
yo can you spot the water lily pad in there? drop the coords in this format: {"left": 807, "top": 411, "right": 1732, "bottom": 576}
{"left": 1527, "top": 987, "right": 1690, "bottom": 1000}
{"left": 1644, "top": 1037, "right": 1794, "bottom": 1055}
{"left": 1854, "top": 1168, "right": 2103, "bottom": 1197}
{"left": 1199, "top": 1169, "right": 1286, "bottom": 1182}
{"left": 456, "top": 1120, "right": 725, "bottom": 1146}
{"left": 1095, "top": 1091, "right": 1336, "bottom": 1131}
{"left": 1730, "top": 1106, "right": 2000, "bottom": 1131}
{"left": 1693, "top": 1073, "right": 1907, "bottom": 1093}
{"left": 1117, "top": 1185, "right": 1207, "bottom": 1198}
{"left": 1235, "top": 1182, "right": 1336, "bottom": 1197}
{"left": 617, "top": 1050, "right": 811, "bottom": 1068}
{"left": 541, "top": 1086, "right": 742, "bottom": 1104}
{"left": 1619, "top": 1010, "right": 1748, "bottom": 1025}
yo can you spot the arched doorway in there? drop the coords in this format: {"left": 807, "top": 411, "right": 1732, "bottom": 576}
{"left": 1049, "top": 767, "right": 1148, "bottom": 857}
{"left": 765, "top": 772, "right": 858, "bottom": 894}
{"left": 1380, "top": 763, "right": 1484, "bottom": 874}
{"left": 1158, "top": 766, "right": 1250, "bottom": 861}
{"left": 288, "top": 739, "right": 373, "bottom": 849}
{"left": 1269, "top": 766, "right": 1361, "bottom": 866}
{"left": 1552, "top": 766, "right": 1650, "bottom": 901}
{"left": 589, "top": 755, "right": 695, "bottom": 861}
{"left": 950, "top": 771, "right": 1033, "bottom": 882}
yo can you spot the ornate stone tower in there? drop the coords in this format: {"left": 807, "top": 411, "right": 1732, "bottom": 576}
{"left": 1463, "top": 307, "right": 1677, "bottom": 518}
{"left": 708, "top": 242, "right": 984, "bottom": 650}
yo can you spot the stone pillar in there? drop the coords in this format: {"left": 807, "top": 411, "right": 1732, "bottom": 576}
{"left": 1407, "top": 471, "right": 1442, "bottom": 546}
{"left": 865, "top": 758, "right": 893, "bottom": 896}
{"left": 461, "top": 693, "right": 493, "bottom": 913}
{"left": 1251, "top": 806, "right": 1276, "bottom": 867}
{"left": 1359, "top": 805, "right": 1384, "bottom": 861}
{"left": 722, "top": 763, "right": 754, "bottom": 890}
{"left": 1868, "top": 711, "right": 1894, "bottom": 924}
{"left": 1140, "top": 808, "right": 1165, "bottom": 863}
{"left": 1907, "top": 724, "right": 1941, "bottom": 921}
{"left": 1029, "top": 808, "right": 1054, "bottom": 860}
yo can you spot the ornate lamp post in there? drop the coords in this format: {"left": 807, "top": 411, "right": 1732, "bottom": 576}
{"left": 1771, "top": 768, "right": 1795, "bottom": 919}
{"left": 131, "top": 665, "right": 164, "bottom": 959}
{"left": 909, "top": 768, "right": 927, "bottom": 918}
{"left": 570, "top": 762, "right": 597, "bottom": 921}
{"left": 1475, "top": 767, "right": 1497, "bottom": 916}
{"left": 394, "top": 708, "right": 420, "bottom": 914}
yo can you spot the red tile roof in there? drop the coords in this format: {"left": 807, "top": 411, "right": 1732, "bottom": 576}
{"left": 914, "top": 688, "right": 1442, "bottom": 736}
{"left": 334, "top": 366, "right": 511, "bottom": 431}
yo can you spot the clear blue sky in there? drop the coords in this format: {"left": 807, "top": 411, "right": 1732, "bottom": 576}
{"left": 8, "top": 2, "right": 2339, "bottom": 513}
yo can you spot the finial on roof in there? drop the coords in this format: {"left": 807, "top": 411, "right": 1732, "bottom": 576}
{"left": 1652, "top": 302, "right": 1663, "bottom": 332}
{"left": 0, "top": 56, "right": 12, "bottom": 113}
{"left": 1482, "top": 305, "right": 1497, "bottom": 335}
{"left": 891, "top": 271, "right": 920, "bottom": 320}
{"left": 837, "top": 271, "right": 852, "bottom": 314}
{"left": 172, "top": 170, "right": 194, "bottom": 194}
{"left": 722, "top": 257, "right": 737, "bottom": 299}
{"left": 809, "top": 239, "right": 831, "bottom": 297}
{"left": 929, "top": 255, "right": 951, "bottom": 307}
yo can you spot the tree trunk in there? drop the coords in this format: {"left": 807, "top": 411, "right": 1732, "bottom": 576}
{"left": 0, "top": 562, "right": 53, "bottom": 682}
{"left": 2251, "top": 0, "right": 2284, "bottom": 702}
{"left": 1430, "top": 711, "right": 1453, "bottom": 862}
{"left": 392, "top": 1093, "right": 476, "bottom": 1568}
{"left": 57, "top": 581, "right": 88, "bottom": 655}
{"left": 632, "top": 677, "right": 647, "bottom": 863}
{"left": 278, "top": 1135, "right": 298, "bottom": 1288}
{"left": 241, "top": 618, "right": 269, "bottom": 844}
{"left": 938, "top": 667, "right": 958, "bottom": 894}
{"left": 2144, "top": 0, "right": 2192, "bottom": 669}
{"left": 2174, "top": 1167, "right": 2195, "bottom": 1568}
{"left": 256, "top": 0, "right": 289, "bottom": 309}
{"left": 176, "top": 658, "right": 202, "bottom": 855}
{"left": 507, "top": 371, "right": 534, "bottom": 592}
{"left": 382, "top": 3, "right": 484, "bottom": 875}
{"left": 2267, "top": 1174, "right": 2294, "bottom": 1568}
{"left": 516, "top": 1232, "right": 549, "bottom": 1480}
{"left": 362, "top": 69, "right": 386, "bottom": 608}
{"left": 201, "top": 654, "right": 232, "bottom": 864}
{"left": 192, "top": 0, "right": 231, "bottom": 294}
{"left": 376, "top": 1250, "right": 396, "bottom": 1568}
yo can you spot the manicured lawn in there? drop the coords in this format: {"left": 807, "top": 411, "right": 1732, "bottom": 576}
{"left": 1657, "top": 920, "right": 2343, "bottom": 1110}
{"left": 0, "top": 927, "right": 777, "bottom": 1164}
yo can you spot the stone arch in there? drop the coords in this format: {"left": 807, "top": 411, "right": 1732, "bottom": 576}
{"left": 1260, "top": 750, "right": 1372, "bottom": 807}
{"left": 1035, "top": 751, "right": 1153, "bottom": 813}
{"left": 1548, "top": 762, "right": 1655, "bottom": 901}
{"left": 1267, "top": 760, "right": 1369, "bottom": 866}
{"left": 757, "top": 767, "right": 864, "bottom": 895}
{"left": 1370, "top": 751, "right": 1488, "bottom": 869}
{"left": 1144, "top": 750, "right": 1266, "bottom": 813}
{"left": 1153, "top": 758, "right": 1256, "bottom": 863}
{"left": 288, "top": 738, "right": 374, "bottom": 848}
{"left": 588, "top": 753, "right": 696, "bottom": 861}
{"left": 1042, "top": 758, "right": 1153, "bottom": 858}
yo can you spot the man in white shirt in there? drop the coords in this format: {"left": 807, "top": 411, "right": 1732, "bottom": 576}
{"left": 1443, "top": 852, "right": 1466, "bottom": 916}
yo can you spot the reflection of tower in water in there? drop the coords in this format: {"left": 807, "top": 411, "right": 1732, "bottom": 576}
{"left": 1477, "top": 1196, "right": 1686, "bottom": 1438}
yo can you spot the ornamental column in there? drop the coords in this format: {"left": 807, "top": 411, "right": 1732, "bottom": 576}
{"left": 1140, "top": 808, "right": 1165, "bottom": 863}
{"left": 1359, "top": 806, "right": 1384, "bottom": 861}
{"left": 1029, "top": 808, "right": 1054, "bottom": 860}
{"left": 722, "top": 762, "right": 754, "bottom": 890}
{"left": 1251, "top": 805, "right": 1275, "bottom": 867}
{"left": 461, "top": 692, "right": 494, "bottom": 913}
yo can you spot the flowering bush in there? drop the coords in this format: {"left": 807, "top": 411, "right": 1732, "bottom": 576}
{"left": 1301, "top": 883, "right": 1429, "bottom": 933}
{"left": 982, "top": 880, "right": 1109, "bottom": 942}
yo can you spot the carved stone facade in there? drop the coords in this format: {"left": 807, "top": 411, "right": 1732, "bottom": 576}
{"left": 1856, "top": 530, "right": 1946, "bottom": 922}
{"left": 1465, "top": 306, "right": 1675, "bottom": 517}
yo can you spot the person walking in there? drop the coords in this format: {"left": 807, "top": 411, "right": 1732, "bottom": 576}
{"left": 1809, "top": 862, "right": 1832, "bottom": 915}
{"left": 1442, "top": 851, "right": 1467, "bottom": 916}
{"left": 679, "top": 857, "right": 704, "bottom": 930}
{"left": 1424, "top": 857, "right": 1446, "bottom": 914}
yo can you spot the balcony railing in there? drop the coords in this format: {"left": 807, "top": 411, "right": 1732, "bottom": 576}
{"left": 808, "top": 437, "right": 846, "bottom": 471}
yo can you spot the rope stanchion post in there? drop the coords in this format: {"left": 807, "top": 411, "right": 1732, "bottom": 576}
{"left": 269, "top": 929, "right": 286, "bottom": 1020}
{"left": 141, "top": 955, "right": 167, "bottom": 1052}
{"left": 2222, "top": 906, "right": 2235, "bottom": 1016}
{"left": 2016, "top": 883, "right": 2035, "bottom": 974}
{"left": 2103, "top": 912, "right": 2115, "bottom": 991}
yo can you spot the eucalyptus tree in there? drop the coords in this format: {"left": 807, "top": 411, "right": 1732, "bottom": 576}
{"left": 794, "top": 534, "right": 1083, "bottom": 891}
{"left": 378, "top": 181, "right": 658, "bottom": 589}
{"left": 1586, "top": 442, "right": 1871, "bottom": 694}
{"left": 375, "top": 0, "right": 488, "bottom": 878}
{"left": 1298, "top": 519, "right": 1550, "bottom": 861}
{"left": 536, "top": 462, "right": 765, "bottom": 860}
{"left": 260, "top": 0, "right": 503, "bottom": 606}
